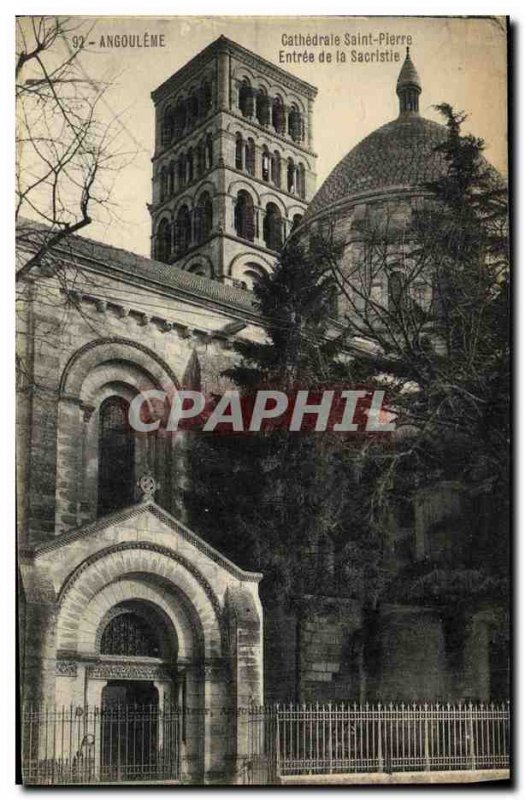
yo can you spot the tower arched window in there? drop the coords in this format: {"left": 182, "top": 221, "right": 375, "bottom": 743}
{"left": 200, "top": 80, "right": 212, "bottom": 117}
{"left": 206, "top": 133, "right": 213, "bottom": 169}
{"left": 168, "top": 161, "right": 175, "bottom": 196}
{"left": 288, "top": 104, "right": 303, "bottom": 143}
{"left": 161, "top": 106, "right": 174, "bottom": 147}
{"left": 410, "top": 279, "right": 432, "bottom": 312}
{"left": 388, "top": 270, "right": 404, "bottom": 309}
{"left": 287, "top": 158, "right": 296, "bottom": 193}
{"left": 177, "top": 154, "right": 185, "bottom": 188}
{"left": 173, "top": 101, "right": 186, "bottom": 139}
{"left": 291, "top": 213, "right": 303, "bottom": 231}
{"left": 271, "top": 150, "right": 281, "bottom": 187}
{"left": 156, "top": 218, "right": 171, "bottom": 262}
{"left": 235, "top": 133, "right": 244, "bottom": 170}
{"left": 239, "top": 79, "right": 253, "bottom": 118}
{"left": 195, "top": 192, "right": 213, "bottom": 242}
{"left": 297, "top": 163, "right": 306, "bottom": 199}
{"left": 186, "top": 148, "right": 194, "bottom": 183}
{"left": 240, "top": 262, "right": 268, "bottom": 291}
{"left": 235, "top": 190, "right": 255, "bottom": 242}
{"left": 186, "top": 262, "right": 208, "bottom": 277}
{"left": 159, "top": 166, "right": 168, "bottom": 202}
{"left": 197, "top": 138, "right": 205, "bottom": 176}
{"left": 263, "top": 202, "right": 283, "bottom": 251}
{"left": 98, "top": 397, "right": 134, "bottom": 516}
{"left": 272, "top": 96, "right": 285, "bottom": 135}
{"left": 245, "top": 137, "right": 256, "bottom": 176}
{"left": 187, "top": 91, "right": 199, "bottom": 127}
{"left": 174, "top": 205, "right": 192, "bottom": 254}
{"left": 262, "top": 146, "right": 270, "bottom": 182}
{"left": 256, "top": 87, "right": 270, "bottom": 126}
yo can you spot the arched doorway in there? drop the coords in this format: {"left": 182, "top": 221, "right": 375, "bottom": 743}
{"left": 101, "top": 682, "right": 162, "bottom": 781}
{"left": 97, "top": 602, "right": 180, "bottom": 781}
{"left": 49, "top": 532, "right": 263, "bottom": 783}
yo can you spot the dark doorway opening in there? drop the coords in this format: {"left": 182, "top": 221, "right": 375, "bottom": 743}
{"left": 101, "top": 681, "right": 159, "bottom": 781}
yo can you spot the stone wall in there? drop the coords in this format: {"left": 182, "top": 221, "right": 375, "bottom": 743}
{"left": 377, "top": 605, "right": 448, "bottom": 701}
{"left": 16, "top": 261, "right": 265, "bottom": 547}
{"left": 299, "top": 599, "right": 363, "bottom": 702}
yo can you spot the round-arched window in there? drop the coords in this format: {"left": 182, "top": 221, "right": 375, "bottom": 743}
{"left": 98, "top": 397, "right": 134, "bottom": 516}
{"left": 239, "top": 79, "right": 253, "bottom": 118}
{"left": 263, "top": 202, "right": 283, "bottom": 251}
{"left": 234, "top": 191, "right": 255, "bottom": 242}
{"left": 100, "top": 612, "right": 161, "bottom": 657}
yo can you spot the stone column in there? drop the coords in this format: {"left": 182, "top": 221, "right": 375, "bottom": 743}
{"left": 217, "top": 51, "right": 230, "bottom": 110}
{"left": 54, "top": 396, "right": 85, "bottom": 534}
{"left": 225, "top": 586, "right": 263, "bottom": 783}
{"left": 202, "top": 660, "right": 231, "bottom": 784}
{"left": 307, "top": 97, "right": 314, "bottom": 149}
{"left": 462, "top": 613, "right": 491, "bottom": 701}
{"left": 182, "top": 664, "right": 205, "bottom": 783}
{"left": 256, "top": 207, "right": 264, "bottom": 245}
{"left": 20, "top": 568, "right": 58, "bottom": 707}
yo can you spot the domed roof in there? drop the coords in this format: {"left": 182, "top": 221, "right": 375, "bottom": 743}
{"left": 304, "top": 114, "right": 449, "bottom": 221}
{"left": 304, "top": 51, "right": 502, "bottom": 224}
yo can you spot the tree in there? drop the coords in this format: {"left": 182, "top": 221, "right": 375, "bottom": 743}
{"left": 185, "top": 238, "right": 374, "bottom": 611}
{"left": 187, "top": 104, "right": 509, "bottom": 697}
{"left": 321, "top": 105, "right": 508, "bottom": 520}
{"left": 320, "top": 105, "right": 509, "bottom": 690}
{"left": 16, "top": 16, "right": 128, "bottom": 277}
{"left": 15, "top": 17, "right": 134, "bottom": 389}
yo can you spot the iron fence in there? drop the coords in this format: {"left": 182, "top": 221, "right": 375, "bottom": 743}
{"left": 255, "top": 701, "right": 510, "bottom": 777}
{"left": 22, "top": 700, "right": 510, "bottom": 785}
{"left": 22, "top": 704, "right": 181, "bottom": 785}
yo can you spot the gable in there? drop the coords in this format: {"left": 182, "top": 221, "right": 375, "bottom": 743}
{"left": 32, "top": 501, "right": 262, "bottom": 598}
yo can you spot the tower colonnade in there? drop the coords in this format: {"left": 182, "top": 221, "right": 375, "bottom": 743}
{"left": 150, "top": 36, "right": 317, "bottom": 290}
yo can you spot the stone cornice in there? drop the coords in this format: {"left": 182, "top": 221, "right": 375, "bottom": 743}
{"left": 224, "top": 37, "right": 318, "bottom": 99}
{"left": 151, "top": 36, "right": 317, "bottom": 106}
{"left": 58, "top": 294, "right": 240, "bottom": 351}
{"left": 151, "top": 43, "right": 218, "bottom": 105}
{"left": 47, "top": 243, "right": 264, "bottom": 326}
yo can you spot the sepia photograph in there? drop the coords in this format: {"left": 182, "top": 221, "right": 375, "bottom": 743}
{"left": 14, "top": 14, "right": 510, "bottom": 786}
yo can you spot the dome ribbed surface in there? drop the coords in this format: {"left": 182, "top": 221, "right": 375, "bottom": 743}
{"left": 304, "top": 115, "right": 450, "bottom": 221}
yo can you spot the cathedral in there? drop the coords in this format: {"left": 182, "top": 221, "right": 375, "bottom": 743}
{"left": 17, "top": 36, "right": 507, "bottom": 784}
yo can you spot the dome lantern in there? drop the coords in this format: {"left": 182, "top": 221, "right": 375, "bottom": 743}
{"left": 396, "top": 47, "right": 422, "bottom": 115}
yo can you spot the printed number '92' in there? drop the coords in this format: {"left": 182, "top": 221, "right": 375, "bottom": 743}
{"left": 72, "top": 35, "right": 85, "bottom": 49}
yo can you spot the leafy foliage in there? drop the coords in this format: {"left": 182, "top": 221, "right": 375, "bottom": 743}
{"left": 186, "top": 239, "right": 372, "bottom": 608}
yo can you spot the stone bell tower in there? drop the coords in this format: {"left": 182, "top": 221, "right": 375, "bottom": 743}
{"left": 150, "top": 36, "right": 317, "bottom": 290}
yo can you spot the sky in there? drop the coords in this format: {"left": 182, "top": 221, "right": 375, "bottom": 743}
{"left": 18, "top": 15, "right": 508, "bottom": 257}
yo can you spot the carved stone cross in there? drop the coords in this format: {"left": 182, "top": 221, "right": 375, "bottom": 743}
{"left": 137, "top": 473, "right": 158, "bottom": 502}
